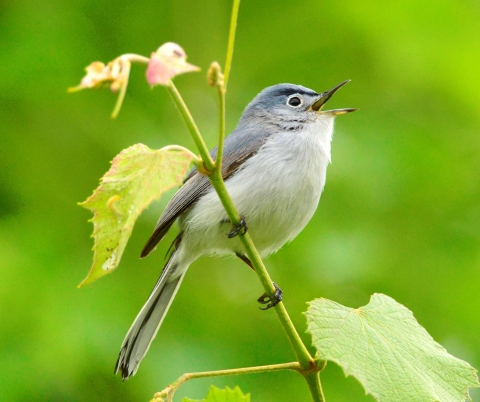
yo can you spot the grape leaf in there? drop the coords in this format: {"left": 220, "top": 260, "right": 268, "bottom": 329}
{"left": 79, "top": 143, "right": 193, "bottom": 287}
{"left": 306, "top": 293, "right": 479, "bottom": 401}
{"left": 181, "top": 386, "right": 250, "bottom": 402}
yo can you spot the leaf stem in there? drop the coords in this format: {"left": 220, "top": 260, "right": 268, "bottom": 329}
{"left": 153, "top": 362, "right": 301, "bottom": 401}
{"left": 112, "top": 54, "right": 150, "bottom": 118}
{"left": 111, "top": 61, "right": 131, "bottom": 119}
{"left": 165, "top": 81, "right": 215, "bottom": 173}
{"left": 160, "top": 145, "right": 203, "bottom": 171}
{"left": 120, "top": 54, "right": 150, "bottom": 64}
{"left": 223, "top": 0, "right": 240, "bottom": 90}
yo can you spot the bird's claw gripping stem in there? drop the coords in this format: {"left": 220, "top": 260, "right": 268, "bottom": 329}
{"left": 227, "top": 215, "right": 248, "bottom": 238}
{"left": 257, "top": 282, "right": 283, "bottom": 310}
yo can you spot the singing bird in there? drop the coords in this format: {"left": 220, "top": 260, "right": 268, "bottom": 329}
{"left": 115, "top": 81, "right": 356, "bottom": 379}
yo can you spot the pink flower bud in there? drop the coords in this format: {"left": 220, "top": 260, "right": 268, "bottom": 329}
{"left": 146, "top": 42, "right": 200, "bottom": 86}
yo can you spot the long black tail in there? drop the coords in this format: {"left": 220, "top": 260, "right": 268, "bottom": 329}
{"left": 115, "top": 253, "right": 185, "bottom": 380}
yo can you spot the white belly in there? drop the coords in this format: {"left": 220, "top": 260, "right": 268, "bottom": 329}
{"left": 180, "top": 117, "right": 334, "bottom": 260}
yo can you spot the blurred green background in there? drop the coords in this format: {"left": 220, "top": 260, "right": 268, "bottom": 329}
{"left": 1, "top": 0, "right": 479, "bottom": 400}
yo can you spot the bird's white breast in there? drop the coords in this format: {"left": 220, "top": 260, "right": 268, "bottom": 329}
{"left": 182, "top": 116, "right": 335, "bottom": 259}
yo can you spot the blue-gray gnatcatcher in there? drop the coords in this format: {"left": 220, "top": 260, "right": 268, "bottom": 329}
{"left": 115, "top": 81, "right": 357, "bottom": 379}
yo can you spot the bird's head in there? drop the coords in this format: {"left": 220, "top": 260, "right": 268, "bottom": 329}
{"left": 240, "top": 81, "right": 357, "bottom": 128}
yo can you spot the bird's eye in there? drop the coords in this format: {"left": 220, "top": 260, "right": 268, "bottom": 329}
{"left": 287, "top": 96, "right": 302, "bottom": 107}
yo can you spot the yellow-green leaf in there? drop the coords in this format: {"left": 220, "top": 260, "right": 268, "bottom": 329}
{"left": 181, "top": 386, "right": 250, "bottom": 402}
{"left": 306, "top": 294, "right": 480, "bottom": 401}
{"left": 79, "top": 143, "right": 193, "bottom": 287}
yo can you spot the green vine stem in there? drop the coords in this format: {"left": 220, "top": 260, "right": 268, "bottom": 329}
{"left": 305, "top": 373, "right": 326, "bottom": 402}
{"left": 166, "top": 79, "right": 324, "bottom": 401}
{"left": 208, "top": 62, "right": 226, "bottom": 171}
{"left": 165, "top": 82, "right": 215, "bottom": 173}
{"left": 223, "top": 0, "right": 240, "bottom": 90}
{"left": 164, "top": 1, "right": 324, "bottom": 400}
{"left": 152, "top": 362, "right": 302, "bottom": 402}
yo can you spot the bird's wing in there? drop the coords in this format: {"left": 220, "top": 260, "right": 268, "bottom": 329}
{"left": 140, "top": 125, "right": 272, "bottom": 257}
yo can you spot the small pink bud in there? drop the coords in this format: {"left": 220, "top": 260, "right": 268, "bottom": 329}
{"left": 146, "top": 42, "right": 200, "bottom": 86}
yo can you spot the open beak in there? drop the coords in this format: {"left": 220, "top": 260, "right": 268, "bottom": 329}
{"left": 311, "top": 80, "right": 358, "bottom": 115}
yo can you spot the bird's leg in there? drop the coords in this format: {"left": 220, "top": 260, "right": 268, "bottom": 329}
{"left": 235, "top": 253, "right": 282, "bottom": 309}
{"left": 226, "top": 215, "right": 248, "bottom": 238}
{"left": 257, "top": 282, "right": 283, "bottom": 310}
{"left": 235, "top": 253, "right": 255, "bottom": 271}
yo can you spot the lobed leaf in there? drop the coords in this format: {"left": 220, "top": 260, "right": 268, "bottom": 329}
{"left": 181, "top": 386, "right": 250, "bottom": 402}
{"left": 79, "top": 143, "right": 193, "bottom": 287}
{"left": 306, "top": 293, "right": 479, "bottom": 401}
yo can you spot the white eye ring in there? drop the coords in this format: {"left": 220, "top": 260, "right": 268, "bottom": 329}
{"left": 287, "top": 95, "right": 303, "bottom": 108}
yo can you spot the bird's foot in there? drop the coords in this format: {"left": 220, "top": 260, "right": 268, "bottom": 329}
{"left": 227, "top": 215, "right": 248, "bottom": 238}
{"left": 257, "top": 282, "right": 283, "bottom": 310}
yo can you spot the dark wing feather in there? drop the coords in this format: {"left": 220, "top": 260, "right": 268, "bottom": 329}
{"left": 140, "top": 125, "right": 272, "bottom": 258}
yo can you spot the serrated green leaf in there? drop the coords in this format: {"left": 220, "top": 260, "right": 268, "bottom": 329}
{"left": 181, "top": 385, "right": 250, "bottom": 402}
{"left": 79, "top": 143, "right": 192, "bottom": 287}
{"left": 306, "top": 293, "right": 479, "bottom": 401}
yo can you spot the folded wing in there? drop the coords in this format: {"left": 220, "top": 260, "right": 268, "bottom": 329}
{"left": 140, "top": 125, "right": 273, "bottom": 258}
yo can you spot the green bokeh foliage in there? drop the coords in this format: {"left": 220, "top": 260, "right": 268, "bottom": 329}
{"left": 0, "top": 0, "right": 479, "bottom": 401}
